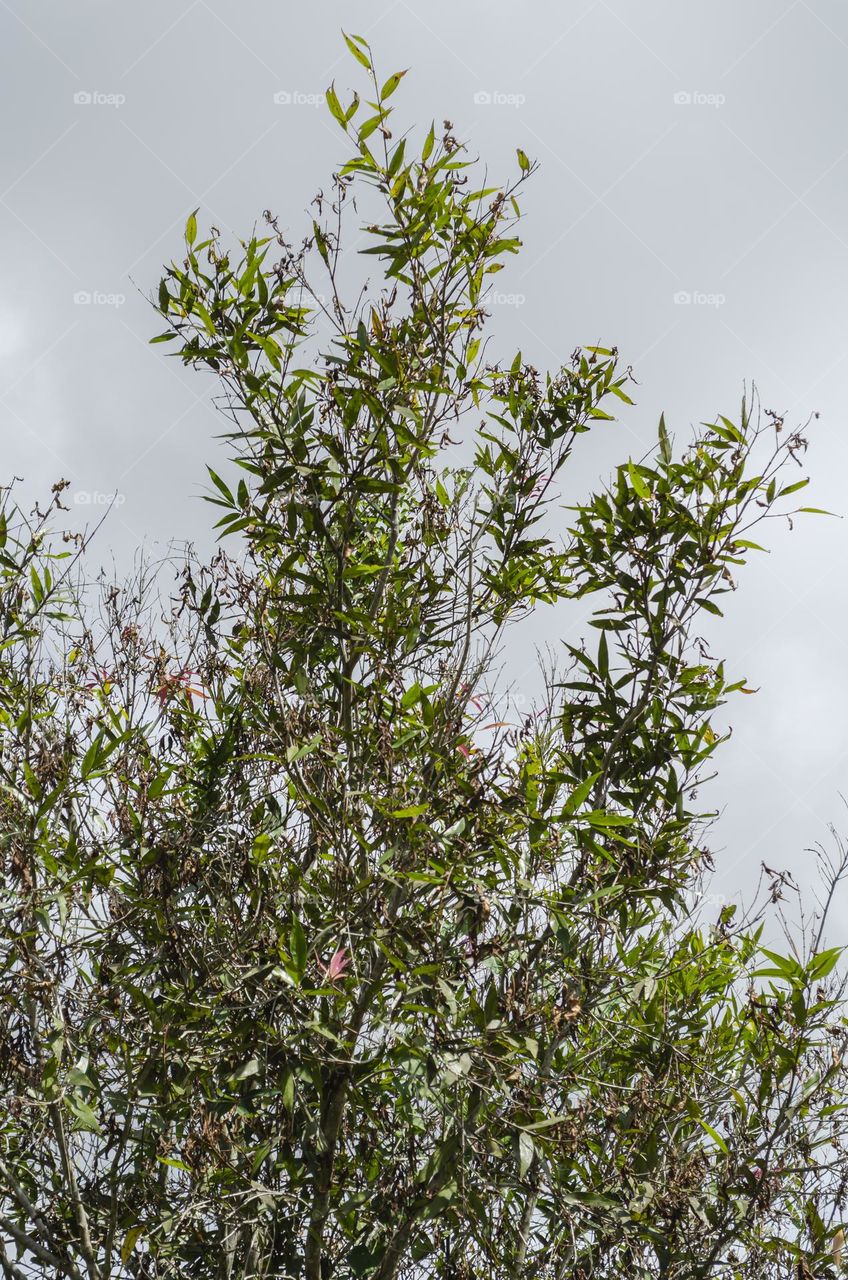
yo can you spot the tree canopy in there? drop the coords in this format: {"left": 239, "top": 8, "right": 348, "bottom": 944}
{"left": 1, "top": 35, "right": 847, "bottom": 1280}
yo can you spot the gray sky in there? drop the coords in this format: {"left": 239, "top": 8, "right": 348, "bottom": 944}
{"left": 2, "top": 0, "right": 847, "bottom": 937}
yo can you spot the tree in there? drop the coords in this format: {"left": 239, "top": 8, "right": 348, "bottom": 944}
{"left": 1, "top": 34, "right": 847, "bottom": 1280}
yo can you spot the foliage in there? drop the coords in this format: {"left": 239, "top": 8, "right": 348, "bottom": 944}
{"left": 1, "top": 36, "right": 847, "bottom": 1280}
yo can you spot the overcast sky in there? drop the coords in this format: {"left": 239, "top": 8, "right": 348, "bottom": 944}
{"left": 2, "top": 0, "right": 847, "bottom": 939}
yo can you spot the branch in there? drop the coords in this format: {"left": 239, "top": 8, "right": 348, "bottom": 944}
{"left": 0, "top": 1237, "right": 29, "bottom": 1280}
{"left": 0, "top": 1214, "right": 69, "bottom": 1275}
{"left": 372, "top": 1088, "right": 485, "bottom": 1280}
{"left": 0, "top": 1158, "right": 85, "bottom": 1280}
{"left": 303, "top": 886, "right": 405, "bottom": 1280}
{"left": 512, "top": 1040, "right": 559, "bottom": 1276}
{"left": 0, "top": 1156, "right": 52, "bottom": 1241}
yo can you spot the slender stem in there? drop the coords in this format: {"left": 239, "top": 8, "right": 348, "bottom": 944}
{"left": 0, "top": 1214, "right": 69, "bottom": 1274}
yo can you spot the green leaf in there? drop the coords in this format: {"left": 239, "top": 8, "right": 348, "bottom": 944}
{"left": 121, "top": 1227, "right": 144, "bottom": 1265}
{"left": 560, "top": 773, "right": 600, "bottom": 818}
{"left": 63, "top": 1094, "right": 101, "bottom": 1133}
{"left": 658, "top": 412, "right": 671, "bottom": 463}
{"left": 517, "top": 1131, "right": 535, "bottom": 1177}
{"left": 286, "top": 734, "right": 321, "bottom": 764}
{"left": 628, "top": 460, "right": 650, "bottom": 501}
{"left": 598, "top": 629, "right": 609, "bottom": 680}
{"left": 343, "top": 31, "right": 372, "bottom": 69}
{"left": 350, "top": 1244, "right": 381, "bottom": 1275}
{"left": 344, "top": 92, "right": 361, "bottom": 124}
{"left": 281, "top": 1069, "right": 295, "bottom": 1113}
{"left": 147, "top": 767, "right": 173, "bottom": 799}
{"left": 584, "top": 810, "right": 632, "bottom": 827}
{"left": 806, "top": 1198, "right": 827, "bottom": 1250}
{"left": 290, "top": 919, "right": 308, "bottom": 980}
{"left": 185, "top": 209, "right": 198, "bottom": 246}
{"left": 760, "top": 947, "right": 802, "bottom": 978}
{"left": 381, "top": 70, "right": 407, "bottom": 100}
{"left": 696, "top": 1118, "right": 728, "bottom": 1155}
{"left": 80, "top": 734, "right": 103, "bottom": 781}
{"left": 521, "top": 1115, "right": 570, "bottom": 1132}
{"left": 808, "top": 947, "right": 842, "bottom": 980}
{"left": 777, "top": 478, "right": 809, "bottom": 498}
{"left": 401, "top": 682, "right": 423, "bottom": 710}
{"left": 231, "top": 1057, "right": 261, "bottom": 1082}
{"left": 326, "top": 83, "right": 345, "bottom": 127}
{"left": 358, "top": 114, "right": 383, "bottom": 142}
{"left": 206, "top": 467, "right": 235, "bottom": 506}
